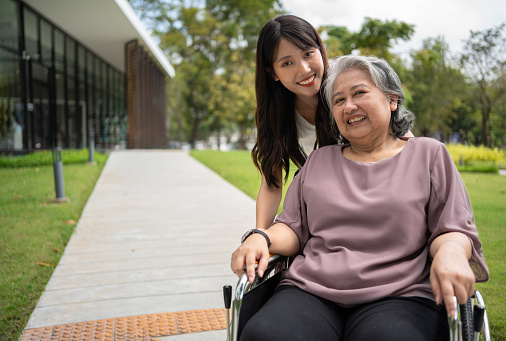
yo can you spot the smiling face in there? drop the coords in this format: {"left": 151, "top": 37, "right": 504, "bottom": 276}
{"left": 271, "top": 38, "right": 324, "bottom": 100}
{"left": 331, "top": 68, "right": 398, "bottom": 145}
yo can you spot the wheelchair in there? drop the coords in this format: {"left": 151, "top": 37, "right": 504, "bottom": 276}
{"left": 223, "top": 255, "right": 490, "bottom": 341}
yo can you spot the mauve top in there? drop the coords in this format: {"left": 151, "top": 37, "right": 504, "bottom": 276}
{"left": 275, "top": 137, "right": 489, "bottom": 307}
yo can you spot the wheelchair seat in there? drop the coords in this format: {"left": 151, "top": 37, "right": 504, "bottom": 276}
{"left": 223, "top": 255, "right": 490, "bottom": 341}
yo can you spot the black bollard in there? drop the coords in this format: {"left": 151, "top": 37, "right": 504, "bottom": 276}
{"left": 88, "top": 131, "right": 96, "bottom": 165}
{"left": 52, "top": 147, "right": 69, "bottom": 203}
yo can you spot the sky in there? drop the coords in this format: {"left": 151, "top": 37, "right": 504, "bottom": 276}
{"left": 280, "top": 0, "right": 505, "bottom": 58}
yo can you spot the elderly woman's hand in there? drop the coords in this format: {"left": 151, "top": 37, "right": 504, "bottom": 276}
{"left": 231, "top": 223, "right": 300, "bottom": 283}
{"left": 231, "top": 233, "right": 271, "bottom": 283}
{"left": 429, "top": 232, "right": 475, "bottom": 318}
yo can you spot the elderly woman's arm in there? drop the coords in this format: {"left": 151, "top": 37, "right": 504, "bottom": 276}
{"left": 429, "top": 232, "right": 475, "bottom": 318}
{"left": 231, "top": 223, "right": 299, "bottom": 283}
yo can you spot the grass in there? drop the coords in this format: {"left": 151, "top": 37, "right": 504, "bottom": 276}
{"left": 191, "top": 149, "right": 506, "bottom": 341}
{"left": 190, "top": 150, "right": 297, "bottom": 214}
{"left": 0, "top": 152, "right": 107, "bottom": 341}
{"left": 463, "top": 173, "right": 506, "bottom": 340}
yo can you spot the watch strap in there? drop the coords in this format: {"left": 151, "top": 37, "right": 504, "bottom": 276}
{"left": 242, "top": 229, "right": 271, "bottom": 248}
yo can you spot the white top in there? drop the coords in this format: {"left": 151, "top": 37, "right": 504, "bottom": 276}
{"left": 295, "top": 110, "right": 316, "bottom": 157}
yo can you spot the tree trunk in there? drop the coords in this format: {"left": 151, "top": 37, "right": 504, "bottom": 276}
{"left": 189, "top": 111, "right": 201, "bottom": 149}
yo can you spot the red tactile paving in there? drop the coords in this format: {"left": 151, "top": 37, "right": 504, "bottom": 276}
{"left": 20, "top": 308, "right": 228, "bottom": 340}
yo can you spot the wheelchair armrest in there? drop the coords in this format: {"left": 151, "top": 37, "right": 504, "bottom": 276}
{"left": 229, "top": 254, "right": 290, "bottom": 341}
{"left": 235, "top": 254, "right": 289, "bottom": 301}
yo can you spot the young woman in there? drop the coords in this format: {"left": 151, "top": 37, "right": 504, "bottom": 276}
{"left": 252, "top": 15, "right": 337, "bottom": 229}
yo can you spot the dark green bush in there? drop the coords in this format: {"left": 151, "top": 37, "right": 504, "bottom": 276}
{"left": 0, "top": 149, "right": 107, "bottom": 168}
{"left": 457, "top": 164, "right": 499, "bottom": 173}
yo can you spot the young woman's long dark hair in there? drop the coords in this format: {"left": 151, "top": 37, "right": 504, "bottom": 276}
{"left": 251, "top": 15, "right": 336, "bottom": 188}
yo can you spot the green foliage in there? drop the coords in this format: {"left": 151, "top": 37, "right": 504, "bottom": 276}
{"left": 0, "top": 160, "right": 106, "bottom": 340}
{"left": 191, "top": 150, "right": 506, "bottom": 341}
{"left": 447, "top": 143, "right": 505, "bottom": 165}
{"left": 0, "top": 149, "right": 107, "bottom": 168}
{"left": 405, "top": 37, "right": 474, "bottom": 140}
{"left": 457, "top": 164, "right": 499, "bottom": 173}
{"left": 130, "top": 2, "right": 505, "bottom": 151}
{"left": 322, "top": 17, "right": 415, "bottom": 62}
{"left": 130, "top": 0, "right": 282, "bottom": 147}
{"left": 460, "top": 23, "right": 506, "bottom": 147}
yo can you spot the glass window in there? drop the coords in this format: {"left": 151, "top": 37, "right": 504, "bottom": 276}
{"left": 0, "top": 48, "right": 23, "bottom": 150}
{"left": 55, "top": 71, "right": 65, "bottom": 147}
{"left": 31, "top": 59, "right": 48, "bottom": 82}
{"left": 23, "top": 8, "right": 38, "bottom": 58}
{"left": 66, "top": 37, "right": 75, "bottom": 76}
{"left": 54, "top": 29, "right": 64, "bottom": 71}
{"left": 40, "top": 19, "right": 52, "bottom": 67}
{"left": 94, "top": 87, "right": 103, "bottom": 148}
{"left": 78, "top": 44, "right": 86, "bottom": 83}
{"left": 87, "top": 52, "right": 94, "bottom": 88}
{"left": 31, "top": 74, "right": 51, "bottom": 149}
{"left": 0, "top": 0, "right": 19, "bottom": 50}
{"left": 66, "top": 75, "right": 77, "bottom": 147}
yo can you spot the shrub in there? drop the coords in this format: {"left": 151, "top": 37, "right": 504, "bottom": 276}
{"left": 446, "top": 144, "right": 505, "bottom": 166}
{"left": 0, "top": 149, "right": 107, "bottom": 168}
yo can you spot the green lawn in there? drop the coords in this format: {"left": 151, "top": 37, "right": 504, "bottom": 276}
{"left": 191, "top": 149, "right": 506, "bottom": 341}
{"left": 0, "top": 155, "right": 107, "bottom": 340}
{"left": 190, "top": 150, "right": 296, "bottom": 214}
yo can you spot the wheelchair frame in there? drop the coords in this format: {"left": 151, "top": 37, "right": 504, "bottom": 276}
{"left": 223, "top": 255, "right": 490, "bottom": 341}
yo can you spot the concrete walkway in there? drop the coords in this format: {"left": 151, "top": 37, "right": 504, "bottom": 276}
{"left": 22, "top": 150, "right": 256, "bottom": 340}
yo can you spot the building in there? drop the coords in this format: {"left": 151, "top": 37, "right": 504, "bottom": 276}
{"left": 0, "top": 0, "right": 175, "bottom": 153}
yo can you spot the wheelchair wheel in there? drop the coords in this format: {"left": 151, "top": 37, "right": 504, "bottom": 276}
{"left": 460, "top": 299, "right": 474, "bottom": 341}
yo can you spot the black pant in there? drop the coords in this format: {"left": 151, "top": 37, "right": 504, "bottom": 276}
{"left": 240, "top": 286, "right": 449, "bottom": 341}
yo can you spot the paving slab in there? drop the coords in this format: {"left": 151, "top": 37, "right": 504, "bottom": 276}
{"left": 22, "top": 150, "right": 255, "bottom": 340}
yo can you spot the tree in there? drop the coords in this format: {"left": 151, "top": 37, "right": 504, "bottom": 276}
{"left": 320, "top": 17, "right": 415, "bottom": 62}
{"left": 129, "top": 0, "right": 281, "bottom": 148}
{"left": 405, "top": 37, "right": 473, "bottom": 141}
{"left": 205, "top": 0, "right": 281, "bottom": 149}
{"left": 460, "top": 23, "right": 506, "bottom": 146}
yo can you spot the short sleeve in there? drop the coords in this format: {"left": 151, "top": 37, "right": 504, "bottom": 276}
{"left": 427, "top": 143, "right": 489, "bottom": 282}
{"left": 273, "top": 157, "right": 312, "bottom": 252}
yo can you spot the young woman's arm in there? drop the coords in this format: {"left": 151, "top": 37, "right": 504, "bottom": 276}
{"left": 255, "top": 170, "right": 283, "bottom": 229}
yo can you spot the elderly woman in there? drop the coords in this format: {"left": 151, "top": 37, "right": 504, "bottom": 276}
{"left": 231, "top": 55, "right": 488, "bottom": 341}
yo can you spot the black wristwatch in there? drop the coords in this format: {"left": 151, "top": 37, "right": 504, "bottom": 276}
{"left": 241, "top": 229, "right": 271, "bottom": 248}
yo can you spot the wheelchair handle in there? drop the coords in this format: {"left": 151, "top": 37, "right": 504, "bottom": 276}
{"left": 448, "top": 296, "right": 461, "bottom": 341}
{"left": 223, "top": 285, "right": 232, "bottom": 341}
{"left": 473, "top": 304, "right": 485, "bottom": 341}
{"left": 223, "top": 285, "right": 232, "bottom": 309}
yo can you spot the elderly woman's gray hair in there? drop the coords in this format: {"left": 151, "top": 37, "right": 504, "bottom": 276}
{"left": 323, "top": 55, "right": 415, "bottom": 143}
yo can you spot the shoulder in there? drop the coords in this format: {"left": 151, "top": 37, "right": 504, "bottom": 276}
{"left": 408, "top": 137, "right": 443, "bottom": 148}
{"left": 407, "top": 137, "right": 456, "bottom": 173}
{"left": 311, "top": 144, "right": 342, "bottom": 158}
{"left": 406, "top": 137, "right": 445, "bottom": 158}
{"left": 298, "top": 144, "right": 342, "bottom": 174}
